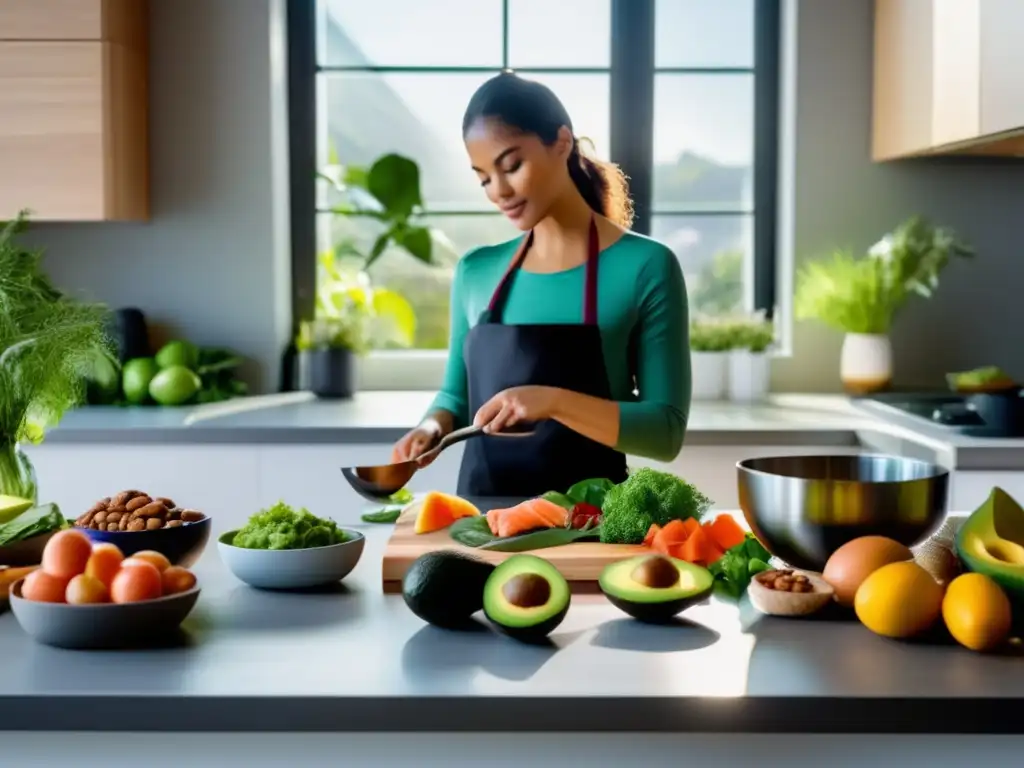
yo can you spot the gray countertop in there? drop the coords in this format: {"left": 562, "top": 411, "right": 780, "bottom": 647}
{"left": 39, "top": 391, "right": 1024, "bottom": 470}
{"left": 1, "top": 524, "right": 1022, "bottom": 734}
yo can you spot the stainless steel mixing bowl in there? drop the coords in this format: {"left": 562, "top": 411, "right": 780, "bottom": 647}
{"left": 737, "top": 454, "right": 950, "bottom": 571}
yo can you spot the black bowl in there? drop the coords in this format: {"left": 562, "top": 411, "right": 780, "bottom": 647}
{"left": 77, "top": 516, "right": 211, "bottom": 567}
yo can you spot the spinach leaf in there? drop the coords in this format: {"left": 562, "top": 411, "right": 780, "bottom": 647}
{"left": 478, "top": 520, "right": 601, "bottom": 552}
{"left": 565, "top": 478, "right": 615, "bottom": 508}
{"left": 0, "top": 503, "right": 65, "bottom": 546}
{"left": 360, "top": 507, "right": 402, "bottom": 524}
{"left": 448, "top": 516, "right": 498, "bottom": 548}
{"left": 709, "top": 533, "right": 774, "bottom": 600}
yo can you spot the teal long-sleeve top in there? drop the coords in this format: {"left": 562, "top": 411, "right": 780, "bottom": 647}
{"left": 428, "top": 231, "right": 692, "bottom": 462}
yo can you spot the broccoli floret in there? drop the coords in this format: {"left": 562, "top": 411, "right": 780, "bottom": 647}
{"left": 599, "top": 467, "right": 712, "bottom": 544}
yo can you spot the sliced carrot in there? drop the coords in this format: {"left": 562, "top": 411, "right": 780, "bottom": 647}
{"left": 667, "top": 542, "right": 688, "bottom": 561}
{"left": 643, "top": 523, "right": 662, "bottom": 548}
{"left": 679, "top": 526, "right": 726, "bottom": 567}
{"left": 681, "top": 517, "right": 701, "bottom": 537}
{"left": 705, "top": 515, "right": 746, "bottom": 551}
{"left": 651, "top": 519, "right": 690, "bottom": 555}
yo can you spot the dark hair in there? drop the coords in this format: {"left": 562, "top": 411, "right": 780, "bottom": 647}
{"left": 462, "top": 72, "right": 634, "bottom": 228}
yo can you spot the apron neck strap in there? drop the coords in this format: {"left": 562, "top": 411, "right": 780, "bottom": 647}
{"left": 486, "top": 217, "right": 601, "bottom": 325}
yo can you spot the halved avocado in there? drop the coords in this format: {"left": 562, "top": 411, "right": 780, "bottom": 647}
{"left": 482, "top": 554, "right": 570, "bottom": 642}
{"left": 402, "top": 550, "right": 496, "bottom": 629}
{"left": 956, "top": 487, "right": 1024, "bottom": 607}
{"left": 599, "top": 554, "right": 714, "bottom": 623}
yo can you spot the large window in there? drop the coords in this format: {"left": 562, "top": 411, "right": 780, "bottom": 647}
{"left": 288, "top": 0, "right": 779, "bottom": 384}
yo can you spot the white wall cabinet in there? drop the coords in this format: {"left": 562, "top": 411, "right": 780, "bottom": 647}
{"left": 873, "top": 0, "right": 1024, "bottom": 160}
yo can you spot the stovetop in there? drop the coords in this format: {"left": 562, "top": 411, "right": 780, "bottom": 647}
{"left": 858, "top": 391, "right": 1024, "bottom": 438}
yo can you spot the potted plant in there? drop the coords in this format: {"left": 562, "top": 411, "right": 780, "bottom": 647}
{"left": 0, "top": 211, "right": 114, "bottom": 501}
{"left": 297, "top": 153, "right": 434, "bottom": 398}
{"left": 727, "top": 311, "right": 775, "bottom": 403}
{"left": 794, "top": 216, "right": 973, "bottom": 394}
{"left": 689, "top": 316, "right": 734, "bottom": 400}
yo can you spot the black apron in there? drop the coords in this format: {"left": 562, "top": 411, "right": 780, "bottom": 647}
{"left": 456, "top": 217, "right": 629, "bottom": 498}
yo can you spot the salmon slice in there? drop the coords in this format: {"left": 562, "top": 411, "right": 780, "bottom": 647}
{"left": 487, "top": 498, "right": 569, "bottom": 538}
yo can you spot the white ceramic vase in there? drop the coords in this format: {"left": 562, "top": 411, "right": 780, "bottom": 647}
{"left": 728, "top": 351, "right": 771, "bottom": 403}
{"left": 840, "top": 332, "right": 893, "bottom": 394}
{"left": 691, "top": 351, "right": 728, "bottom": 400}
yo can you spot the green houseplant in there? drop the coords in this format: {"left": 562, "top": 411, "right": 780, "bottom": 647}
{"left": 793, "top": 216, "right": 973, "bottom": 393}
{"left": 0, "top": 211, "right": 114, "bottom": 501}
{"left": 299, "top": 152, "right": 435, "bottom": 398}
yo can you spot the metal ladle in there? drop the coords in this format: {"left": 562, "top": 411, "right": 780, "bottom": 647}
{"left": 340, "top": 424, "right": 536, "bottom": 503}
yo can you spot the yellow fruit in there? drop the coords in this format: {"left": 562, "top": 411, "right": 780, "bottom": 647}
{"left": 942, "top": 573, "right": 1012, "bottom": 652}
{"left": 854, "top": 561, "right": 943, "bottom": 639}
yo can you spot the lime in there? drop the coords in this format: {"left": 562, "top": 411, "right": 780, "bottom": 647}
{"left": 122, "top": 357, "right": 159, "bottom": 404}
{"left": 155, "top": 340, "right": 200, "bottom": 370}
{"left": 149, "top": 365, "right": 202, "bottom": 406}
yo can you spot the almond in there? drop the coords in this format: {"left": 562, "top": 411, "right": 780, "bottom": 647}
{"left": 125, "top": 495, "right": 152, "bottom": 512}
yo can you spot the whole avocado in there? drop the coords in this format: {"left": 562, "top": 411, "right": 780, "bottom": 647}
{"left": 402, "top": 550, "right": 496, "bottom": 629}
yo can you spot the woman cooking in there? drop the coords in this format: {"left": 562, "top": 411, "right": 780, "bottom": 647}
{"left": 392, "top": 71, "right": 692, "bottom": 498}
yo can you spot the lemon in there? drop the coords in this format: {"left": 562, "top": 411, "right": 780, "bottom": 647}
{"left": 854, "top": 561, "right": 943, "bottom": 639}
{"left": 942, "top": 573, "right": 1012, "bottom": 652}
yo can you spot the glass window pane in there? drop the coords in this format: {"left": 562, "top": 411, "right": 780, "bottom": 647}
{"left": 507, "top": 0, "right": 611, "bottom": 68}
{"left": 318, "top": 213, "right": 520, "bottom": 349}
{"left": 319, "top": 72, "right": 491, "bottom": 210}
{"left": 652, "top": 74, "right": 753, "bottom": 211}
{"left": 651, "top": 214, "right": 752, "bottom": 317}
{"left": 318, "top": 0, "right": 504, "bottom": 67}
{"left": 318, "top": 72, "right": 611, "bottom": 210}
{"left": 523, "top": 73, "right": 611, "bottom": 160}
{"left": 655, "top": 0, "right": 754, "bottom": 68}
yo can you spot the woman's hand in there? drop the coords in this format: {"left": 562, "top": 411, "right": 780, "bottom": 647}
{"left": 391, "top": 420, "right": 443, "bottom": 465}
{"left": 473, "top": 386, "right": 560, "bottom": 434}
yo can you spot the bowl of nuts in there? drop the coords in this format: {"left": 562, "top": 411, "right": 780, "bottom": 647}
{"left": 747, "top": 568, "right": 835, "bottom": 618}
{"left": 74, "top": 490, "right": 211, "bottom": 568}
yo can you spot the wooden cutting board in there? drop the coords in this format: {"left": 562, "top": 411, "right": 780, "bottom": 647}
{"left": 380, "top": 498, "right": 648, "bottom": 594}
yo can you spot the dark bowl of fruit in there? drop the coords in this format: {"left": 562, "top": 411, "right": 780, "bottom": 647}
{"left": 74, "top": 490, "right": 211, "bottom": 568}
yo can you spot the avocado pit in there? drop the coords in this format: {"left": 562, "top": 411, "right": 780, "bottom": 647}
{"left": 631, "top": 555, "right": 680, "bottom": 589}
{"left": 502, "top": 572, "right": 551, "bottom": 608}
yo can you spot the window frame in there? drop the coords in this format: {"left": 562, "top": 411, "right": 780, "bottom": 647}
{"left": 285, "top": 0, "right": 781, "bottom": 392}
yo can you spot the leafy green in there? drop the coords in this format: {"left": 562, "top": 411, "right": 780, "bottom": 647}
{"left": 599, "top": 467, "right": 713, "bottom": 544}
{"left": 709, "top": 534, "right": 773, "bottom": 599}
{"left": 0, "top": 211, "right": 114, "bottom": 499}
{"left": 388, "top": 488, "right": 414, "bottom": 504}
{"left": 361, "top": 506, "right": 402, "bottom": 524}
{"left": 233, "top": 500, "right": 348, "bottom": 550}
{"left": 448, "top": 514, "right": 600, "bottom": 552}
{"left": 565, "top": 478, "right": 615, "bottom": 508}
{"left": 794, "top": 216, "right": 973, "bottom": 335}
{"left": 193, "top": 347, "right": 248, "bottom": 404}
{"left": 0, "top": 503, "right": 65, "bottom": 546}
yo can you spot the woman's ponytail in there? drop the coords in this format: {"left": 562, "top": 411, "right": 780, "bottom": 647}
{"left": 568, "top": 138, "right": 635, "bottom": 229}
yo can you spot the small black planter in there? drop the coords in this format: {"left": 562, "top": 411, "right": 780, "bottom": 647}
{"left": 301, "top": 348, "right": 356, "bottom": 399}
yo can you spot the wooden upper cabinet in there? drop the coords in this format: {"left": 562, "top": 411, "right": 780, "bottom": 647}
{"left": 0, "top": 0, "right": 148, "bottom": 221}
{"left": 873, "top": 0, "right": 1024, "bottom": 160}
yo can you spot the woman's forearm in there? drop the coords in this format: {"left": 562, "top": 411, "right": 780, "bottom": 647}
{"left": 549, "top": 388, "right": 620, "bottom": 449}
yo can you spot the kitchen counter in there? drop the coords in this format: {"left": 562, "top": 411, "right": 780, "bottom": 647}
{"left": 42, "top": 391, "right": 1024, "bottom": 470}
{"left": 2, "top": 523, "right": 1022, "bottom": 734}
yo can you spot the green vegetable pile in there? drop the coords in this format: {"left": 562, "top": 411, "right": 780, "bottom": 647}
{"left": 599, "top": 467, "right": 712, "bottom": 545}
{"left": 709, "top": 534, "right": 773, "bottom": 599}
{"left": 0, "top": 503, "right": 66, "bottom": 547}
{"left": 233, "top": 501, "right": 348, "bottom": 550}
